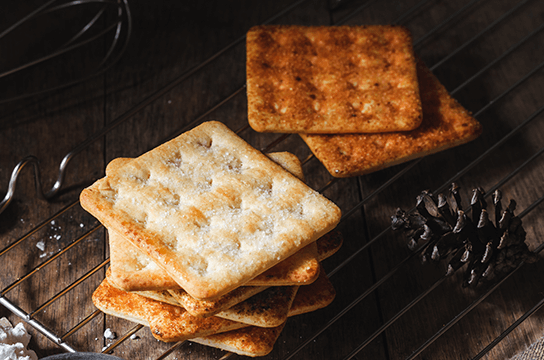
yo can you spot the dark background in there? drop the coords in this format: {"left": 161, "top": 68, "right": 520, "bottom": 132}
{"left": 1, "top": 0, "right": 544, "bottom": 359}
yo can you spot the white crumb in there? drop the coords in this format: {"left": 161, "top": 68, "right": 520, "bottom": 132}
{"left": 35, "top": 241, "right": 45, "bottom": 251}
{"left": 0, "top": 318, "right": 38, "bottom": 360}
{"left": 104, "top": 328, "right": 116, "bottom": 340}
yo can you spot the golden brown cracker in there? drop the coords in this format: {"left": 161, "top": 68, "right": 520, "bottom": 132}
{"left": 191, "top": 323, "right": 286, "bottom": 357}
{"left": 106, "top": 151, "right": 321, "bottom": 292}
{"left": 215, "top": 286, "right": 298, "bottom": 328}
{"left": 92, "top": 276, "right": 246, "bottom": 342}
{"left": 289, "top": 265, "right": 336, "bottom": 316}
{"left": 81, "top": 121, "right": 341, "bottom": 300}
{"left": 168, "top": 285, "right": 267, "bottom": 318}
{"left": 247, "top": 25, "right": 422, "bottom": 134}
{"left": 191, "top": 268, "right": 336, "bottom": 356}
{"left": 300, "top": 58, "right": 483, "bottom": 177}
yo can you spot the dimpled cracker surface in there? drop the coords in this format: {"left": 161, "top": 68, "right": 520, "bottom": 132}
{"left": 109, "top": 229, "right": 181, "bottom": 291}
{"left": 300, "top": 59, "right": 483, "bottom": 177}
{"left": 109, "top": 230, "right": 320, "bottom": 291}
{"left": 80, "top": 121, "right": 341, "bottom": 300}
{"left": 107, "top": 152, "right": 320, "bottom": 291}
{"left": 246, "top": 25, "right": 422, "bottom": 134}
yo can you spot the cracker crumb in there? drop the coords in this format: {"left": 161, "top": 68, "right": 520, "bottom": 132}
{"left": 0, "top": 318, "right": 38, "bottom": 360}
{"left": 104, "top": 328, "right": 116, "bottom": 340}
{"left": 36, "top": 240, "right": 45, "bottom": 251}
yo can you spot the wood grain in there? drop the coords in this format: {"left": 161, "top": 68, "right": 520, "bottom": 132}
{"left": 1, "top": 0, "right": 544, "bottom": 359}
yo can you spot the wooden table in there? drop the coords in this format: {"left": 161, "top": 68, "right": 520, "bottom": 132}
{"left": 1, "top": 0, "right": 544, "bottom": 359}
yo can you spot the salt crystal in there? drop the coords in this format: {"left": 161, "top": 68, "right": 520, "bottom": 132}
{"left": 36, "top": 241, "right": 45, "bottom": 251}
{"left": 103, "top": 328, "right": 116, "bottom": 340}
{"left": 0, "top": 318, "right": 38, "bottom": 360}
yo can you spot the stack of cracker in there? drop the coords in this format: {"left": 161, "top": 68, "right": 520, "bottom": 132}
{"left": 80, "top": 121, "right": 342, "bottom": 357}
{"left": 246, "top": 25, "right": 483, "bottom": 177}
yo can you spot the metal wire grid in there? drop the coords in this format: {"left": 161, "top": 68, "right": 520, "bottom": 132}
{"left": 0, "top": 0, "right": 132, "bottom": 105}
{"left": 1, "top": 0, "right": 543, "bottom": 359}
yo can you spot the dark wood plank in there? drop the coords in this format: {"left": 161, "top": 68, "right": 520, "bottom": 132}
{"left": 1, "top": 0, "right": 544, "bottom": 359}
{"left": 0, "top": 0, "right": 112, "bottom": 356}
{"left": 342, "top": 1, "right": 544, "bottom": 359}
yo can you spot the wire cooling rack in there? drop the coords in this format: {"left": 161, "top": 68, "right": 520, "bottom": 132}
{"left": 1, "top": 0, "right": 544, "bottom": 359}
{"left": 0, "top": 0, "right": 131, "bottom": 105}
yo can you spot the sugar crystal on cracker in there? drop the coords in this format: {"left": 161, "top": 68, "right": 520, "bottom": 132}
{"left": 81, "top": 121, "right": 340, "bottom": 300}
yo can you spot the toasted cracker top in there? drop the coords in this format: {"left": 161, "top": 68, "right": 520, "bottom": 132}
{"left": 300, "top": 59, "right": 483, "bottom": 177}
{"left": 107, "top": 151, "right": 320, "bottom": 292}
{"left": 247, "top": 25, "right": 422, "bottom": 134}
{"left": 81, "top": 121, "right": 341, "bottom": 300}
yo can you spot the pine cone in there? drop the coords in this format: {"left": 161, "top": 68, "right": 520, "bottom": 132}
{"left": 391, "top": 183, "right": 538, "bottom": 287}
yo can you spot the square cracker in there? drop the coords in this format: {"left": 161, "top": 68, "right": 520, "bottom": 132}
{"left": 246, "top": 25, "right": 422, "bottom": 134}
{"left": 107, "top": 152, "right": 320, "bottom": 292}
{"left": 300, "top": 58, "right": 483, "bottom": 177}
{"left": 80, "top": 121, "right": 341, "bottom": 300}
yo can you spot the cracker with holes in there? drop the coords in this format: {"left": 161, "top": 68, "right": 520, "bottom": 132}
{"left": 80, "top": 121, "right": 341, "bottom": 300}
{"left": 299, "top": 58, "right": 483, "bottom": 177}
{"left": 109, "top": 230, "right": 320, "bottom": 291}
{"left": 107, "top": 152, "right": 321, "bottom": 292}
{"left": 246, "top": 25, "right": 422, "bottom": 134}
